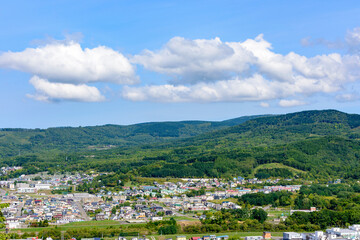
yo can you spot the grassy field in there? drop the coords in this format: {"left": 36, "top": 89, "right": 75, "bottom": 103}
{"left": 63, "top": 220, "right": 121, "bottom": 227}
{"left": 124, "top": 177, "right": 185, "bottom": 187}
{"left": 266, "top": 208, "right": 291, "bottom": 220}
{"left": 3, "top": 220, "right": 283, "bottom": 240}
{"left": 4, "top": 220, "right": 147, "bottom": 234}
{"left": 209, "top": 198, "right": 239, "bottom": 204}
{"left": 163, "top": 216, "right": 196, "bottom": 221}
{"left": 249, "top": 163, "right": 306, "bottom": 178}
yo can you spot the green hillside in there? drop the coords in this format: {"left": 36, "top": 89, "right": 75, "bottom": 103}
{"left": 0, "top": 115, "right": 263, "bottom": 158}
{"left": 181, "top": 109, "right": 360, "bottom": 148}
{"left": 1, "top": 110, "right": 360, "bottom": 181}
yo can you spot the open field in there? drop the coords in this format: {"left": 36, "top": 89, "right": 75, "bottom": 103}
{"left": 3, "top": 220, "right": 147, "bottom": 234}
{"left": 163, "top": 216, "right": 196, "bottom": 221}
{"left": 251, "top": 163, "right": 306, "bottom": 177}
{"left": 63, "top": 220, "right": 121, "bottom": 227}
{"left": 266, "top": 208, "right": 291, "bottom": 220}
{"left": 209, "top": 198, "right": 239, "bottom": 204}
{"left": 2, "top": 220, "right": 283, "bottom": 240}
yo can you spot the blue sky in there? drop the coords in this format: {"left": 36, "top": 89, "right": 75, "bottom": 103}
{"left": 1, "top": 0, "right": 360, "bottom": 128}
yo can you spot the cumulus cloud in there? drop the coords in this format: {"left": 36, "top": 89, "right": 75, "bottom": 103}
{"left": 122, "top": 73, "right": 337, "bottom": 103}
{"left": 0, "top": 38, "right": 138, "bottom": 102}
{"left": 336, "top": 93, "right": 359, "bottom": 102}
{"left": 126, "top": 34, "right": 360, "bottom": 103}
{"left": 3, "top": 31, "right": 360, "bottom": 104}
{"left": 300, "top": 37, "right": 344, "bottom": 49}
{"left": 278, "top": 99, "right": 306, "bottom": 107}
{"left": 0, "top": 40, "right": 137, "bottom": 84}
{"left": 302, "top": 27, "right": 360, "bottom": 54}
{"left": 260, "top": 102, "right": 270, "bottom": 108}
{"left": 346, "top": 27, "right": 360, "bottom": 53}
{"left": 28, "top": 76, "right": 105, "bottom": 102}
{"left": 132, "top": 36, "right": 255, "bottom": 84}
{"left": 123, "top": 75, "right": 284, "bottom": 103}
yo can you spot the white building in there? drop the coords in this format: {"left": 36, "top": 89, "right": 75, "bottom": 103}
{"left": 6, "top": 219, "right": 21, "bottom": 229}
{"left": 349, "top": 225, "right": 360, "bottom": 232}
{"left": 283, "top": 232, "right": 302, "bottom": 240}
{"left": 35, "top": 184, "right": 51, "bottom": 190}
{"left": 17, "top": 187, "right": 36, "bottom": 193}
{"left": 245, "top": 236, "right": 263, "bottom": 240}
{"left": 151, "top": 216, "right": 163, "bottom": 221}
{"left": 308, "top": 231, "right": 326, "bottom": 240}
{"left": 16, "top": 183, "right": 30, "bottom": 188}
{"left": 326, "top": 227, "right": 360, "bottom": 240}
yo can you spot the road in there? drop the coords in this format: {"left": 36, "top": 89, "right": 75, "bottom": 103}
{"left": 0, "top": 188, "right": 6, "bottom": 196}
{"left": 15, "top": 201, "right": 24, "bottom": 217}
{"left": 74, "top": 200, "right": 91, "bottom": 221}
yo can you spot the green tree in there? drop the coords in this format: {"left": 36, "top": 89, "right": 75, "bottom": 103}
{"left": 251, "top": 208, "right": 268, "bottom": 223}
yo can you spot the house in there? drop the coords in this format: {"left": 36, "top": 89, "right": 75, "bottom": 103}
{"left": 308, "top": 231, "right": 326, "bottom": 240}
{"left": 176, "top": 236, "right": 187, "bottom": 240}
{"left": 17, "top": 187, "right": 37, "bottom": 193}
{"left": 5, "top": 219, "right": 22, "bottom": 229}
{"left": 202, "top": 236, "right": 216, "bottom": 240}
{"left": 165, "top": 210, "right": 174, "bottom": 215}
{"left": 263, "top": 232, "right": 271, "bottom": 239}
{"left": 35, "top": 184, "right": 51, "bottom": 190}
{"left": 95, "top": 213, "right": 106, "bottom": 221}
{"left": 326, "top": 227, "right": 359, "bottom": 239}
{"left": 189, "top": 237, "right": 202, "bottom": 240}
{"left": 245, "top": 237, "right": 263, "bottom": 240}
{"left": 216, "top": 236, "right": 229, "bottom": 240}
{"left": 283, "top": 232, "right": 302, "bottom": 240}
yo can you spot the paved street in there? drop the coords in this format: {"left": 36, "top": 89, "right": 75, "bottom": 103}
{"left": 0, "top": 188, "right": 6, "bottom": 196}
{"left": 74, "top": 200, "right": 91, "bottom": 221}
{"left": 15, "top": 201, "right": 24, "bottom": 217}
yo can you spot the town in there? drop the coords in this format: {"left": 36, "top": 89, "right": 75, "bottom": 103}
{"left": 1, "top": 171, "right": 358, "bottom": 240}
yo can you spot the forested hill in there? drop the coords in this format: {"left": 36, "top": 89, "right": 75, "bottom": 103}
{"left": 177, "top": 109, "right": 360, "bottom": 148}
{"left": 0, "top": 115, "right": 264, "bottom": 157}
{"left": 2, "top": 109, "right": 360, "bottom": 181}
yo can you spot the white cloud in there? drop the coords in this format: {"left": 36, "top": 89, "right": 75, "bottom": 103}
{"left": 302, "top": 27, "right": 360, "bottom": 53}
{"left": 3, "top": 32, "right": 360, "bottom": 104}
{"left": 260, "top": 102, "right": 270, "bottom": 108}
{"left": 300, "top": 37, "right": 343, "bottom": 49}
{"left": 0, "top": 40, "right": 137, "bottom": 85}
{"left": 126, "top": 34, "right": 360, "bottom": 103}
{"left": 336, "top": 93, "right": 359, "bottom": 102}
{"left": 28, "top": 76, "right": 105, "bottom": 102}
{"left": 132, "top": 36, "right": 255, "bottom": 84}
{"left": 123, "top": 75, "right": 279, "bottom": 103}
{"left": 122, "top": 74, "right": 330, "bottom": 103}
{"left": 346, "top": 27, "right": 360, "bottom": 53}
{"left": 278, "top": 99, "right": 306, "bottom": 107}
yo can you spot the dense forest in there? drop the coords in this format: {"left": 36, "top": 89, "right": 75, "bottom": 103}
{"left": 0, "top": 115, "right": 264, "bottom": 157}
{"left": 1, "top": 110, "right": 360, "bottom": 181}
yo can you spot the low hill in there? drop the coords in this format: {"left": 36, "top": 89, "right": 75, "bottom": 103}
{"left": 1, "top": 109, "right": 360, "bottom": 181}
{"left": 179, "top": 109, "right": 360, "bottom": 148}
{"left": 0, "top": 115, "right": 264, "bottom": 157}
